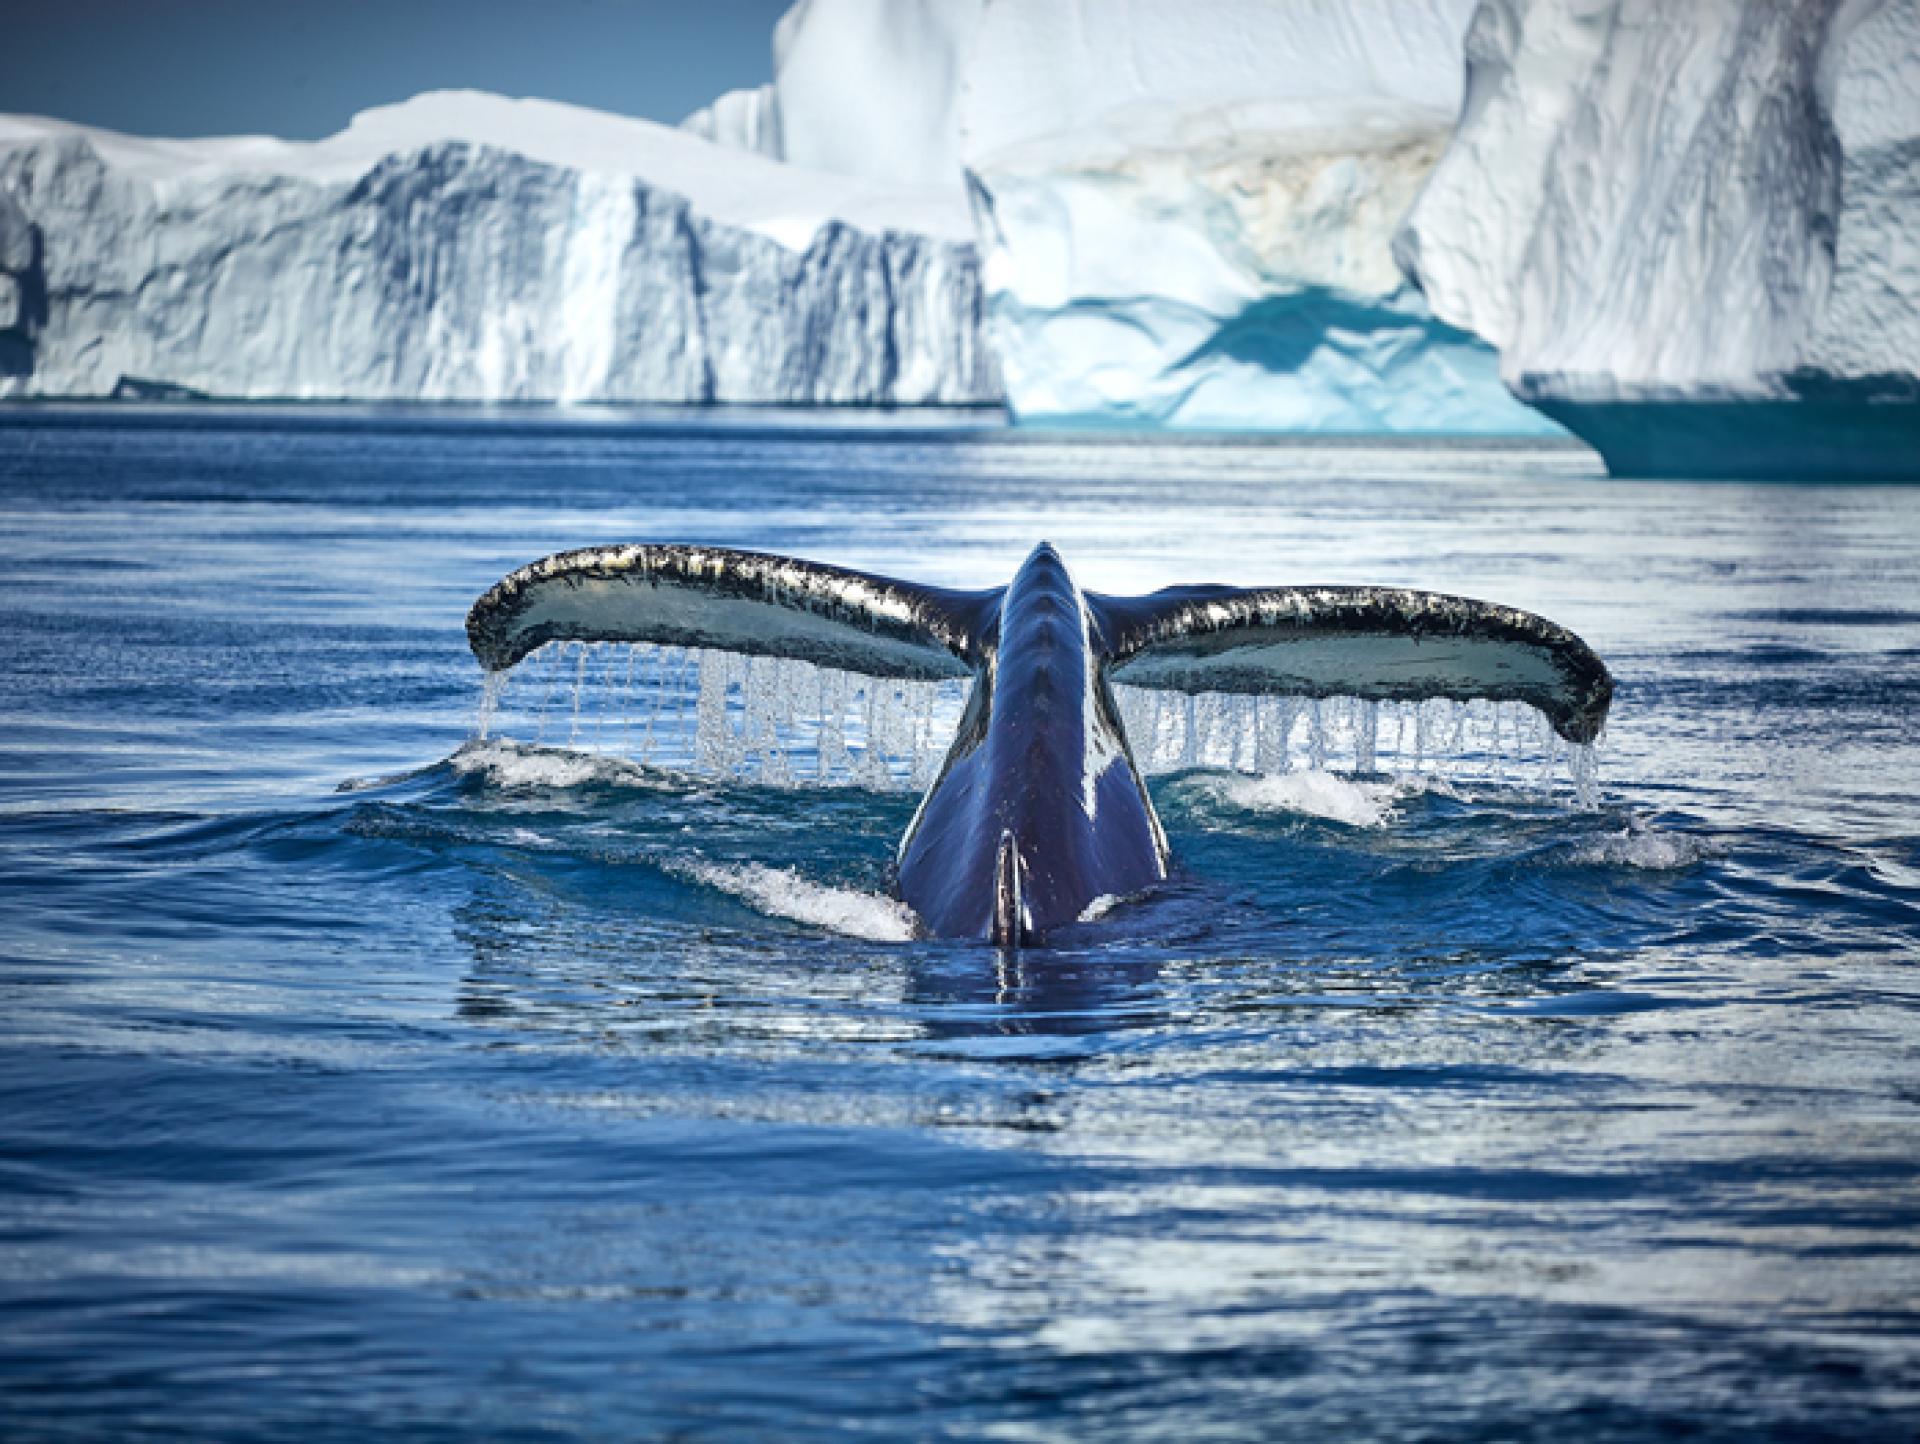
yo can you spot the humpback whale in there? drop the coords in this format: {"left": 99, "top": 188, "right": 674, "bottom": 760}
{"left": 468, "top": 543, "right": 1611, "bottom": 945}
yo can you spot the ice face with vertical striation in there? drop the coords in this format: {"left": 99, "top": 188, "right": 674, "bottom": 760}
{"left": 0, "top": 91, "right": 996, "bottom": 404}
{"left": 955, "top": 0, "right": 1561, "bottom": 433}
{"left": 1397, "top": 0, "right": 1920, "bottom": 476}
{"left": 0, "top": 183, "right": 36, "bottom": 377}
{"left": 11, "top": 0, "right": 1915, "bottom": 450}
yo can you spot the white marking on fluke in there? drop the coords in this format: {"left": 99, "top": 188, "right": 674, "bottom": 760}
{"left": 992, "top": 829, "right": 1027, "bottom": 949}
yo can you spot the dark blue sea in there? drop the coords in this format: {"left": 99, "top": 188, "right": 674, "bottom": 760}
{"left": 2, "top": 407, "right": 1917, "bottom": 1441}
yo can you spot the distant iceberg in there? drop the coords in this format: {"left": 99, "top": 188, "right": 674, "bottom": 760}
{"left": 0, "top": 92, "right": 998, "bottom": 405}
{"left": 5, "top": 0, "right": 1918, "bottom": 469}
{"left": 956, "top": 0, "right": 1558, "bottom": 434}
{"left": 1398, "top": 0, "right": 1920, "bottom": 476}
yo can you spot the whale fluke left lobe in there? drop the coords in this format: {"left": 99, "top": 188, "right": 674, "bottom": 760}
{"left": 467, "top": 544, "right": 1001, "bottom": 680}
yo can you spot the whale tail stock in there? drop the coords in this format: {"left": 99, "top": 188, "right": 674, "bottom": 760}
{"left": 466, "top": 544, "right": 1612, "bottom": 747}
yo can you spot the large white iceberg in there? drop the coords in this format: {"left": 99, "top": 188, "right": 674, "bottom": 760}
{"left": 685, "top": 0, "right": 981, "bottom": 195}
{"left": 955, "top": 0, "right": 1559, "bottom": 433}
{"left": 690, "top": 0, "right": 1920, "bottom": 459}
{"left": 685, "top": 0, "right": 1550, "bottom": 432}
{"left": 8, "top": 0, "right": 1917, "bottom": 461}
{"left": 1398, "top": 0, "right": 1920, "bottom": 475}
{"left": 0, "top": 91, "right": 997, "bottom": 404}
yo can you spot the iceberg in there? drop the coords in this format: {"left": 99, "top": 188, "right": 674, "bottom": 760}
{"left": 684, "top": 0, "right": 982, "bottom": 195}
{"left": 0, "top": 183, "right": 37, "bottom": 377}
{"left": 11, "top": 0, "right": 1914, "bottom": 459}
{"left": 956, "top": 0, "right": 1560, "bottom": 433}
{"left": 0, "top": 91, "right": 998, "bottom": 404}
{"left": 1398, "top": 0, "right": 1920, "bottom": 477}
{"left": 720, "top": 0, "right": 1920, "bottom": 459}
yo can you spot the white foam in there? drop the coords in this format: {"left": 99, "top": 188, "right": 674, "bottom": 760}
{"left": 1191, "top": 769, "right": 1409, "bottom": 828}
{"left": 1565, "top": 827, "right": 1712, "bottom": 872}
{"left": 682, "top": 861, "right": 917, "bottom": 942}
{"left": 448, "top": 738, "right": 663, "bottom": 791}
{"left": 335, "top": 761, "right": 442, "bottom": 793}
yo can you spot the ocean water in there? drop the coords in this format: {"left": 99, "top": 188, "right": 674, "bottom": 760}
{"left": 1, "top": 407, "right": 1917, "bottom": 1441}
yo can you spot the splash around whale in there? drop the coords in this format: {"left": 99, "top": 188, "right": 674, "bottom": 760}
{"left": 467, "top": 543, "right": 1612, "bottom": 945}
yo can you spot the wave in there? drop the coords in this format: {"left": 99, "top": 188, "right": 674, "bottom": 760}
{"left": 679, "top": 861, "right": 917, "bottom": 942}
{"left": 1178, "top": 770, "right": 1464, "bottom": 829}
{"left": 1562, "top": 824, "right": 1715, "bottom": 871}
{"left": 445, "top": 738, "right": 671, "bottom": 791}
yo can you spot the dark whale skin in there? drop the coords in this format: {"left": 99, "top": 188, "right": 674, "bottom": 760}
{"left": 895, "top": 544, "right": 1166, "bottom": 945}
{"left": 467, "top": 540, "right": 1613, "bottom": 947}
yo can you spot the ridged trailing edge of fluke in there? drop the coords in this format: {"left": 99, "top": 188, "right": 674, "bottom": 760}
{"left": 466, "top": 543, "right": 993, "bottom": 679}
{"left": 1093, "top": 584, "right": 1613, "bottom": 746}
{"left": 466, "top": 542, "right": 1613, "bottom": 941}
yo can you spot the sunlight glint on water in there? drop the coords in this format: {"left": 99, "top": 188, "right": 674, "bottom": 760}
{"left": 4, "top": 412, "right": 1916, "bottom": 1442}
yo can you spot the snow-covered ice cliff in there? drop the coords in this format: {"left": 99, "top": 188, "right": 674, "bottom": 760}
{"left": 956, "top": 0, "right": 1558, "bottom": 433}
{"left": 9, "top": 0, "right": 1917, "bottom": 464}
{"left": 0, "top": 184, "right": 39, "bottom": 379}
{"left": 1399, "top": 0, "right": 1920, "bottom": 476}
{"left": 0, "top": 92, "right": 998, "bottom": 404}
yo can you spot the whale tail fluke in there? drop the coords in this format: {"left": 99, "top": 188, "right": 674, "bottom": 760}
{"left": 465, "top": 544, "right": 1615, "bottom": 945}
{"left": 467, "top": 544, "right": 1002, "bottom": 681}
{"left": 1090, "top": 584, "right": 1612, "bottom": 744}
{"left": 466, "top": 546, "right": 1612, "bottom": 746}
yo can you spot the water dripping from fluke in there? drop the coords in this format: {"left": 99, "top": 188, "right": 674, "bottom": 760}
{"left": 459, "top": 543, "right": 1614, "bottom": 942}
{"left": 475, "top": 641, "right": 972, "bottom": 794}
{"left": 1113, "top": 687, "right": 1601, "bottom": 808}
{"left": 467, "top": 641, "right": 1602, "bottom": 807}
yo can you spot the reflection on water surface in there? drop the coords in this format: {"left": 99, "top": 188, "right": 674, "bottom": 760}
{"left": 0, "top": 411, "right": 1916, "bottom": 1439}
